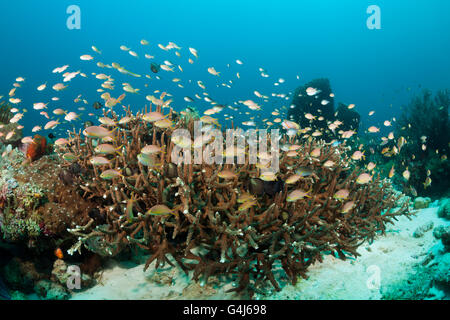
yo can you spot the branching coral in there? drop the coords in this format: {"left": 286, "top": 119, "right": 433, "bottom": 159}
{"left": 60, "top": 104, "right": 410, "bottom": 296}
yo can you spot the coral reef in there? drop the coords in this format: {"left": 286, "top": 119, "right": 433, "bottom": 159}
{"left": 34, "top": 279, "right": 69, "bottom": 300}
{"left": 334, "top": 102, "right": 360, "bottom": 132}
{"left": 24, "top": 135, "right": 48, "bottom": 162}
{"left": 0, "top": 141, "right": 101, "bottom": 298}
{"left": 0, "top": 123, "right": 22, "bottom": 146}
{"left": 394, "top": 89, "right": 450, "bottom": 196}
{"left": 0, "top": 101, "right": 12, "bottom": 124}
{"left": 287, "top": 78, "right": 335, "bottom": 132}
{"left": 414, "top": 197, "right": 431, "bottom": 210}
{"left": 437, "top": 198, "right": 450, "bottom": 220}
{"left": 2, "top": 257, "right": 44, "bottom": 292}
{"left": 56, "top": 104, "right": 410, "bottom": 296}
{"left": 287, "top": 79, "right": 360, "bottom": 142}
{"left": 0, "top": 141, "right": 94, "bottom": 264}
{"left": 0, "top": 101, "right": 22, "bottom": 146}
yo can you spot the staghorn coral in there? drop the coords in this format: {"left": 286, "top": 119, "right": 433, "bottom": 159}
{"left": 60, "top": 104, "right": 410, "bottom": 296}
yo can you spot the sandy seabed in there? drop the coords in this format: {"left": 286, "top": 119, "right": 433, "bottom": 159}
{"left": 70, "top": 204, "right": 449, "bottom": 300}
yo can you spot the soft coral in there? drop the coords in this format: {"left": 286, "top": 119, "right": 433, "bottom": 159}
{"left": 25, "top": 135, "right": 47, "bottom": 162}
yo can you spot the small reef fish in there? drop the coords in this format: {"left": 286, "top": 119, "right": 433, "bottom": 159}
{"left": 90, "top": 156, "right": 110, "bottom": 166}
{"left": 388, "top": 165, "right": 395, "bottom": 178}
{"left": 137, "top": 153, "right": 160, "bottom": 167}
{"left": 207, "top": 67, "right": 220, "bottom": 76}
{"left": 99, "top": 117, "right": 117, "bottom": 126}
{"left": 367, "top": 162, "right": 376, "bottom": 171}
{"left": 95, "top": 144, "right": 122, "bottom": 155}
{"left": 65, "top": 112, "right": 80, "bottom": 122}
{"left": 37, "top": 82, "right": 47, "bottom": 91}
{"left": 40, "top": 111, "right": 50, "bottom": 119}
{"left": 62, "top": 152, "right": 78, "bottom": 162}
{"left": 84, "top": 126, "right": 115, "bottom": 139}
{"left": 92, "top": 46, "right": 102, "bottom": 54}
{"left": 259, "top": 171, "right": 277, "bottom": 182}
{"left": 33, "top": 102, "right": 48, "bottom": 110}
{"left": 189, "top": 47, "right": 199, "bottom": 58}
{"left": 285, "top": 174, "right": 302, "bottom": 184}
{"left": 295, "top": 167, "right": 314, "bottom": 177}
{"left": 139, "top": 144, "right": 163, "bottom": 155}
{"left": 287, "top": 188, "right": 311, "bottom": 202}
{"left": 218, "top": 170, "right": 238, "bottom": 180}
{"left": 310, "top": 148, "right": 321, "bottom": 158}
{"left": 281, "top": 120, "right": 300, "bottom": 131}
{"left": 44, "top": 120, "right": 60, "bottom": 130}
{"left": 351, "top": 151, "right": 365, "bottom": 161}
{"left": 306, "top": 87, "right": 320, "bottom": 96}
{"left": 238, "top": 199, "right": 258, "bottom": 212}
{"left": 52, "top": 83, "right": 67, "bottom": 91}
{"left": 54, "top": 248, "right": 64, "bottom": 259}
{"left": 154, "top": 118, "right": 173, "bottom": 129}
{"left": 237, "top": 193, "right": 255, "bottom": 204}
{"left": 423, "top": 177, "right": 432, "bottom": 189}
{"left": 54, "top": 138, "right": 70, "bottom": 146}
{"left": 80, "top": 54, "right": 94, "bottom": 61}
{"left": 142, "top": 112, "right": 166, "bottom": 122}
{"left": 146, "top": 205, "right": 176, "bottom": 217}
{"left": 100, "top": 169, "right": 122, "bottom": 180}
{"left": 334, "top": 189, "right": 350, "bottom": 200}
{"left": 53, "top": 108, "right": 66, "bottom": 115}
{"left": 402, "top": 168, "right": 410, "bottom": 181}
{"left": 341, "top": 201, "right": 356, "bottom": 214}
{"left": 171, "top": 135, "right": 192, "bottom": 149}
{"left": 356, "top": 173, "right": 372, "bottom": 184}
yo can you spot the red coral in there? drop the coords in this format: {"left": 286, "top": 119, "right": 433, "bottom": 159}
{"left": 26, "top": 135, "right": 47, "bottom": 162}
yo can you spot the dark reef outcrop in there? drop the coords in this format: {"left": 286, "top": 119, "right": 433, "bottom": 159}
{"left": 287, "top": 78, "right": 360, "bottom": 138}
{"left": 288, "top": 78, "right": 335, "bottom": 130}
{"left": 394, "top": 89, "right": 449, "bottom": 196}
{"left": 335, "top": 102, "right": 361, "bottom": 132}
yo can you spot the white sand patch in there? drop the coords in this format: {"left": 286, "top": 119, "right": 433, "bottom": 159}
{"left": 261, "top": 206, "right": 447, "bottom": 300}
{"left": 71, "top": 206, "right": 448, "bottom": 300}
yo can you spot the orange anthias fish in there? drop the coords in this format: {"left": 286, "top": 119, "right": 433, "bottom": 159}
{"left": 55, "top": 248, "right": 64, "bottom": 259}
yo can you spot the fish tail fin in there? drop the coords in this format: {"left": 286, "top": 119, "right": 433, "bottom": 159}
{"left": 115, "top": 145, "right": 124, "bottom": 156}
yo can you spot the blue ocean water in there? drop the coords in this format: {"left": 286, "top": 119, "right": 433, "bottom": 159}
{"left": 1, "top": 0, "right": 449, "bottom": 136}
{"left": 1, "top": 1, "right": 450, "bottom": 302}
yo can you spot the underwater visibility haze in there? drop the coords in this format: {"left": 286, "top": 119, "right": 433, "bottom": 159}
{"left": 0, "top": 0, "right": 449, "bottom": 302}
